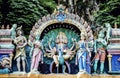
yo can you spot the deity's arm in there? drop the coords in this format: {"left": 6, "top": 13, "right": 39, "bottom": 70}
{"left": 48, "top": 41, "right": 52, "bottom": 50}
{"left": 101, "top": 39, "right": 107, "bottom": 46}
{"left": 85, "top": 42, "right": 91, "bottom": 57}
{"left": 16, "top": 37, "right": 27, "bottom": 48}
{"left": 93, "top": 40, "right": 97, "bottom": 53}
{"left": 41, "top": 52, "right": 44, "bottom": 63}
{"left": 75, "top": 52, "right": 78, "bottom": 65}
{"left": 23, "top": 36, "right": 27, "bottom": 47}
{"left": 75, "top": 42, "right": 79, "bottom": 51}
{"left": 70, "top": 40, "right": 75, "bottom": 51}
{"left": 45, "top": 48, "right": 53, "bottom": 53}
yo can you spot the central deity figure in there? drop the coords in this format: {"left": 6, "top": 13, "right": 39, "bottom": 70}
{"left": 45, "top": 32, "right": 75, "bottom": 73}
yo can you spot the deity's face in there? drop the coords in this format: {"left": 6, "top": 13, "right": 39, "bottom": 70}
{"left": 17, "top": 30, "right": 22, "bottom": 36}
{"left": 105, "top": 23, "right": 111, "bottom": 28}
{"left": 13, "top": 24, "right": 17, "bottom": 29}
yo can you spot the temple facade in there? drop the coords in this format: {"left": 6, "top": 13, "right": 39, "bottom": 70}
{"left": 0, "top": 4, "right": 120, "bottom": 78}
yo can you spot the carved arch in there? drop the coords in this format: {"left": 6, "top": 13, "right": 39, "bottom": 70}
{"left": 29, "top": 6, "right": 93, "bottom": 42}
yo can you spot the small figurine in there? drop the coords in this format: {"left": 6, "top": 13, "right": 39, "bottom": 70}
{"left": 0, "top": 57, "right": 10, "bottom": 74}
{"left": 93, "top": 31, "right": 107, "bottom": 74}
{"left": 10, "top": 24, "right": 17, "bottom": 39}
{"left": 30, "top": 35, "right": 43, "bottom": 73}
{"left": 75, "top": 33, "right": 91, "bottom": 72}
{"left": 14, "top": 26, "right": 27, "bottom": 72}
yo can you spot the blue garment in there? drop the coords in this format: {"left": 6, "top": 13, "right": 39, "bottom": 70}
{"left": 0, "top": 68, "right": 10, "bottom": 74}
{"left": 78, "top": 51, "right": 87, "bottom": 71}
{"left": 77, "top": 42, "right": 87, "bottom": 71}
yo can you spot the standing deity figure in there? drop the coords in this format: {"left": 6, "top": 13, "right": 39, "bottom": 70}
{"left": 75, "top": 33, "right": 91, "bottom": 72}
{"left": 30, "top": 35, "right": 43, "bottom": 72}
{"left": 14, "top": 26, "right": 27, "bottom": 72}
{"left": 93, "top": 31, "right": 107, "bottom": 74}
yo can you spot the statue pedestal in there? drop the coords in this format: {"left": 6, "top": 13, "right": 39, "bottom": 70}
{"left": 77, "top": 72, "right": 91, "bottom": 78}
{"left": 0, "top": 74, "right": 120, "bottom": 78}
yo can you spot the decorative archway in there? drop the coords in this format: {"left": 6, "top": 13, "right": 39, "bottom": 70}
{"left": 29, "top": 5, "right": 93, "bottom": 42}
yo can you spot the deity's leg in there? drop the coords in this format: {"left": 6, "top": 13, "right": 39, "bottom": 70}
{"left": 21, "top": 57, "right": 26, "bottom": 72}
{"left": 86, "top": 54, "right": 91, "bottom": 73}
{"left": 16, "top": 57, "right": 21, "bottom": 71}
{"left": 78, "top": 57, "right": 82, "bottom": 72}
{"left": 53, "top": 55, "right": 59, "bottom": 67}
{"left": 100, "top": 52, "right": 106, "bottom": 74}
{"left": 93, "top": 60, "right": 98, "bottom": 73}
{"left": 62, "top": 65, "right": 66, "bottom": 73}
{"left": 100, "top": 62, "right": 104, "bottom": 74}
{"left": 34, "top": 52, "right": 41, "bottom": 71}
{"left": 31, "top": 56, "right": 35, "bottom": 71}
{"left": 82, "top": 52, "right": 87, "bottom": 71}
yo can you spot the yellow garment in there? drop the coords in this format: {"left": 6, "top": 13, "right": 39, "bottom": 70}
{"left": 14, "top": 48, "right": 26, "bottom": 60}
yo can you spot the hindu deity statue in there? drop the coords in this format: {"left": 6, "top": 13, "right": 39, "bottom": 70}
{"left": 93, "top": 30, "right": 107, "bottom": 74}
{"left": 30, "top": 35, "right": 43, "bottom": 73}
{"left": 14, "top": 26, "right": 27, "bottom": 72}
{"left": 45, "top": 32, "right": 75, "bottom": 73}
{"left": 75, "top": 33, "right": 91, "bottom": 72}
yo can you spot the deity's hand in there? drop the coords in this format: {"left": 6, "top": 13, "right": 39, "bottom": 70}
{"left": 75, "top": 62, "right": 78, "bottom": 65}
{"left": 29, "top": 52, "right": 32, "bottom": 57}
{"left": 16, "top": 46, "right": 19, "bottom": 49}
{"left": 72, "top": 38, "right": 76, "bottom": 42}
{"left": 89, "top": 52, "right": 91, "bottom": 57}
{"left": 94, "top": 50, "right": 97, "bottom": 54}
{"left": 97, "top": 39, "right": 101, "bottom": 42}
{"left": 41, "top": 61, "right": 44, "bottom": 64}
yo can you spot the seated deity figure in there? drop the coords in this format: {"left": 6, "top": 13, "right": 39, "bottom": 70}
{"left": 30, "top": 35, "right": 43, "bottom": 72}
{"left": 0, "top": 57, "right": 11, "bottom": 74}
{"left": 93, "top": 31, "right": 107, "bottom": 74}
{"left": 14, "top": 26, "right": 27, "bottom": 72}
{"left": 75, "top": 33, "right": 91, "bottom": 72}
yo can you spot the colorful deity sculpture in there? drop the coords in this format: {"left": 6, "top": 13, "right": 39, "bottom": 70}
{"left": 75, "top": 33, "right": 91, "bottom": 72}
{"left": 30, "top": 35, "right": 43, "bottom": 73}
{"left": 105, "top": 23, "right": 112, "bottom": 42}
{"left": 45, "top": 32, "right": 75, "bottom": 73}
{"left": 10, "top": 24, "right": 17, "bottom": 39}
{"left": 93, "top": 30, "right": 107, "bottom": 74}
{"left": 0, "top": 57, "right": 11, "bottom": 74}
{"left": 14, "top": 26, "right": 27, "bottom": 72}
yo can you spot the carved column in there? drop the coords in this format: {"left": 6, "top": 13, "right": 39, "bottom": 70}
{"left": 107, "top": 54, "right": 112, "bottom": 72}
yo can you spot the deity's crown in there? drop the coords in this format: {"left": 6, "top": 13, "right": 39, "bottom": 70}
{"left": 57, "top": 4, "right": 66, "bottom": 12}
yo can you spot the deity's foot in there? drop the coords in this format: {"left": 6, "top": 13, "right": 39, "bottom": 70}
{"left": 12, "top": 71, "right": 26, "bottom": 74}
{"left": 93, "top": 72, "right": 98, "bottom": 75}
{"left": 56, "top": 64, "right": 59, "bottom": 67}
{"left": 77, "top": 71, "right": 91, "bottom": 78}
{"left": 29, "top": 70, "right": 40, "bottom": 74}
